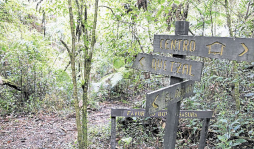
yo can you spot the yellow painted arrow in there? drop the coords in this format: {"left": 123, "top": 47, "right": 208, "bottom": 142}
{"left": 152, "top": 95, "right": 159, "bottom": 109}
{"left": 239, "top": 43, "right": 249, "bottom": 57}
{"left": 139, "top": 57, "right": 145, "bottom": 67}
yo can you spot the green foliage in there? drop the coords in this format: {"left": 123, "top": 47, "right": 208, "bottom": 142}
{"left": 1, "top": 0, "right": 254, "bottom": 147}
{"left": 113, "top": 57, "right": 125, "bottom": 69}
{"left": 117, "top": 117, "right": 164, "bottom": 148}
{"left": 183, "top": 57, "right": 254, "bottom": 148}
{"left": 88, "top": 124, "right": 111, "bottom": 148}
{"left": 118, "top": 137, "right": 132, "bottom": 148}
{"left": 216, "top": 119, "right": 247, "bottom": 148}
{"left": 0, "top": 0, "right": 74, "bottom": 115}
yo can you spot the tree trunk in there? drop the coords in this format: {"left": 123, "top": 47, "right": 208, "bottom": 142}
{"left": 225, "top": 0, "right": 233, "bottom": 37}
{"left": 225, "top": 0, "right": 240, "bottom": 111}
{"left": 67, "top": 0, "right": 82, "bottom": 148}
{"left": 82, "top": 0, "right": 99, "bottom": 148}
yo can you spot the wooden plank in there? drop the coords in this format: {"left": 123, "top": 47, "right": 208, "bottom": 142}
{"left": 199, "top": 118, "right": 211, "bottom": 149}
{"left": 110, "top": 116, "right": 116, "bottom": 149}
{"left": 164, "top": 102, "right": 180, "bottom": 149}
{"left": 132, "top": 53, "right": 204, "bottom": 81}
{"left": 153, "top": 35, "right": 254, "bottom": 62}
{"left": 145, "top": 80, "right": 195, "bottom": 115}
{"left": 164, "top": 21, "right": 189, "bottom": 149}
{"left": 111, "top": 109, "right": 214, "bottom": 119}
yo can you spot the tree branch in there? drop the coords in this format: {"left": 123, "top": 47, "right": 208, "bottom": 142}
{"left": 90, "top": 0, "right": 99, "bottom": 58}
{"left": 133, "top": 33, "right": 145, "bottom": 53}
{"left": 244, "top": 1, "right": 251, "bottom": 21}
{"left": 99, "top": 5, "right": 116, "bottom": 18}
{"left": 1, "top": 77, "right": 21, "bottom": 91}
{"left": 64, "top": 49, "right": 83, "bottom": 71}
{"left": 60, "top": 39, "right": 71, "bottom": 55}
{"left": 99, "top": 5, "right": 134, "bottom": 25}
{"left": 0, "top": 76, "right": 30, "bottom": 100}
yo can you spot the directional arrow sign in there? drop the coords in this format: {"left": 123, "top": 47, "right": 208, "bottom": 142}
{"left": 145, "top": 80, "right": 195, "bottom": 116}
{"left": 153, "top": 35, "right": 254, "bottom": 62}
{"left": 132, "top": 53, "right": 204, "bottom": 81}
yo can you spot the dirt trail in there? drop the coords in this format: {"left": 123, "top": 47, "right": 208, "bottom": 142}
{"left": 0, "top": 101, "right": 131, "bottom": 148}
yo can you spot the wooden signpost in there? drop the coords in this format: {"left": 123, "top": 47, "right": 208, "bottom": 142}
{"left": 132, "top": 53, "right": 204, "bottom": 81}
{"left": 110, "top": 109, "right": 214, "bottom": 149}
{"left": 163, "top": 21, "right": 190, "bottom": 149}
{"left": 110, "top": 19, "right": 253, "bottom": 148}
{"left": 111, "top": 109, "right": 213, "bottom": 118}
{"left": 145, "top": 80, "right": 195, "bottom": 115}
{"left": 153, "top": 35, "right": 254, "bottom": 62}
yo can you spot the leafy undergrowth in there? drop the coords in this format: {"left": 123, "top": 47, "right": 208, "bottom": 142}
{"left": 1, "top": 60, "right": 254, "bottom": 148}
{"left": 113, "top": 60, "right": 254, "bottom": 148}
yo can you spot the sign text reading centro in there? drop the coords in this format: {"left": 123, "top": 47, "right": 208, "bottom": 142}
{"left": 153, "top": 35, "right": 254, "bottom": 62}
{"left": 160, "top": 38, "right": 196, "bottom": 52}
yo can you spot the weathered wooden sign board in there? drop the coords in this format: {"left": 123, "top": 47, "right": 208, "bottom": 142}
{"left": 153, "top": 35, "right": 254, "bottom": 62}
{"left": 145, "top": 80, "right": 195, "bottom": 115}
{"left": 110, "top": 108, "right": 213, "bottom": 149}
{"left": 132, "top": 53, "right": 204, "bottom": 81}
{"left": 111, "top": 108, "right": 213, "bottom": 118}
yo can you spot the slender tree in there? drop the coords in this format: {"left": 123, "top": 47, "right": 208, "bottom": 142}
{"left": 81, "top": 0, "right": 99, "bottom": 147}
{"left": 224, "top": 0, "right": 240, "bottom": 111}
{"left": 62, "top": 0, "right": 99, "bottom": 148}
{"left": 65, "top": 0, "right": 83, "bottom": 147}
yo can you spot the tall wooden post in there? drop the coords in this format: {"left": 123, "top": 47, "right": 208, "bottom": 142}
{"left": 164, "top": 21, "right": 189, "bottom": 149}
{"left": 199, "top": 118, "right": 211, "bottom": 149}
{"left": 110, "top": 116, "right": 116, "bottom": 149}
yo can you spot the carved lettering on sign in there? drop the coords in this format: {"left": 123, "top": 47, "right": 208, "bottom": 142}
{"left": 152, "top": 59, "right": 167, "bottom": 71}
{"left": 160, "top": 83, "right": 194, "bottom": 105}
{"left": 155, "top": 83, "right": 193, "bottom": 111}
{"left": 154, "top": 35, "right": 254, "bottom": 62}
{"left": 132, "top": 53, "right": 203, "bottom": 81}
{"left": 176, "top": 62, "right": 182, "bottom": 73}
{"left": 152, "top": 59, "right": 162, "bottom": 71}
{"left": 150, "top": 83, "right": 194, "bottom": 109}
{"left": 183, "top": 39, "right": 189, "bottom": 51}
{"left": 170, "top": 61, "right": 194, "bottom": 76}
{"left": 139, "top": 57, "right": 145, "bottom": 67}
{"left": 206, "top": 42, "right": 225, "bottom": 55}
{"left": 152, "top": 95, "right": 159, "bottom": 109}
{"left": 160, "top": 39, "right": 196, "bottom": 52}
{"left": 160, "top": 39, "right": 164, "bottom": 49}
{"left": 171, "top": 39, "right": 176, "bottom": 50}
{"left": 158, "top": 112, "right": 167, "bottom": 117}
{"left": 165, "top": 39, "right": 170, "bottom": 49}
{"left": 239, "top": 43, "right": 248, "bottom": 56}
{"left": 126, "top": 110, "right": 199, "bottom": 117}
{"left": 178, "top": 39, "right": 183, "bottom": 50}
{"left": 179, "top": 112, "right": 198, "bottom": 118}
{"left": 189, "top": 40, "right": 196, "bottom": 52}
{"left": 127, "top": 110, "right": 145, "bottom": 117}
{"left": 112, "top": 109, "right": 213, "bottom": 118}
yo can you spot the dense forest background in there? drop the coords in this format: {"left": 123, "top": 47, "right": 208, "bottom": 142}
{"left": 0, "top": 0, "right": 254, "bottom": 148}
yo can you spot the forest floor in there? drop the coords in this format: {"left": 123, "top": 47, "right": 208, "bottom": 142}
{"left": 1, "top": 99, "right": 254, "bottom": 149}
{"left": 0, "top": 100, "right": 131, "bottom": 149}
{"left": 1, "top": 94, "right": 254, "bottom": 148}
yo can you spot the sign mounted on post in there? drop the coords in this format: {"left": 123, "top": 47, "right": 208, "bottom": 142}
{"left": 153, "top": 35, "right": 254, "bottom": 62}
{"left": 110, "top": 108, "right": 214, "bottom": 149}
{"left": 111, "top": 109, "right": 214, "bottom": 119}
{"left": 145, "top": 80, "right": 195, "bottom": 115}
{"left": 132, "top": 53, "right": 203, "bottom": 81}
